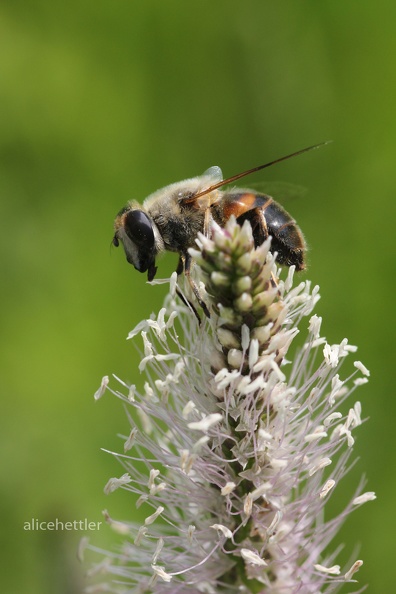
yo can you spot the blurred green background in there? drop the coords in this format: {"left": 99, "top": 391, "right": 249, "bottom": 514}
{"left": 1, "top": 1, "right": 394, "bottom": 592}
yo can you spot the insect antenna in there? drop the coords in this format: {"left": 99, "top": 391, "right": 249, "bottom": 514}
{"left": 189, "top": 141, "right": 331, "bottom": 201}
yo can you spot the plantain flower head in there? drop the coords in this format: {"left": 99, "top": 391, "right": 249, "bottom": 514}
{"left": 88, "top": 217, "right": 374, "bottom": 593}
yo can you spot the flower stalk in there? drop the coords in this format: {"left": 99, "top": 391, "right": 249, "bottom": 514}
{"left": 89, "top": 217, "right": 374, "bottom": 593}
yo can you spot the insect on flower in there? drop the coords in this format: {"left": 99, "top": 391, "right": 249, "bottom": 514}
{"left": 113, "top": 143, "right": 328, "bottom": 316}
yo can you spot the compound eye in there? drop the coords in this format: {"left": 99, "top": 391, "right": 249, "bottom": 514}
{"left": 124, "top": 210, "right": 155, "bottom": 248}
{"left": 112, "top": 235, "right": 120, "bottom": 247}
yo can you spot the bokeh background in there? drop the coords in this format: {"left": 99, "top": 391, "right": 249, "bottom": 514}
{"left": 1, "top": 1, "right": 394, "bottom": 592}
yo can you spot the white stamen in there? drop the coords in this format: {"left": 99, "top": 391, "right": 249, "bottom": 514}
{"left": 94, "top": 376, "right": 109, "bottom": 400}
{"left": 314, "top": 564, "right": 341, "bottom": 575}
{"left": 104, "top": 473, "right": 131, "bottom": 494}
{"left": 323, "top": 343, "right": 339, "bottom": 368}
{"left": 127, "top": 319, "right": 149, "bottom": 339}
{"left": 139, "top": 352, "right": 180, "bottom": 372}
{"left": 143, "top": 381, "right": 154, "bottom": 399}
{"left": 128, "top": 384, "right": 136, "bottom": 401}
{"left": 329, "top": 374, "right": 344, "bottom": 404}
{"left": 248, "top": 339, "right": 259, "bottom": 368}
{"left": 144, "top": 506, "right": 164, "bottom": 526}
{"left": 353, "top": 492, "right": 376, "bottom": 505}
{"left": 344, "top": 559, "right": 363, "bottom": 581}
{"left": 210, "top": 524, "right": 233, "bottom": 539}
{"left": 354, "top": 360, "right": 370, "bottom": 376}
{"left": 215, "top": 368, "right": 240, "bottom": 390}
{"left": 221, "top": 482, "right": 236, "bottom": 496}
{"left": 188, "top": 413, "right": 223, "bottom": 432}
{"left": 320, "top": 479, "right": 336, "bottom": 498}
{"left": 270, "top": 458, "right": 288, "bottom": 470}
{"left": 169, "top": 271, "right": 178, "bottom": 296}
{"left": 136, "top": 495, "right": 148, "bottom": 508}
{"left": 124, "top": 427, "right": 138, "bottom": 452}
{"left": 304, "top": 427, "right": 327, "bottom": 442}
{"left": 180, "top": 449, "right": 194, "bottom": 474}
{"left": 251, "top": 482, "right": 272, "bottom": 501}
{"left": 187, "top": 525, "right": 195, "bottom": 543}
{"left": 239, "top": 375, "right": 266, "bottom": 395}
{"left": 309, "top": 457, "right": 332, "bottom": 476}
{"left": 354, "top": 401, "right": 362, "bottom": 425}
{"left": 152, "top": 482, "right": 166, "bottom": 495}
{"left": 214, "top": 368, "right": 230, "bottom": 382}
{"left": 266, "top": 511, "right": 282, "bottom": 536}
{"left": 258, "top": 428, "right": 273, "bottom": 441}
{"left": 148, "top": 469, "right": 160, "bottom": 490}
{"left": 354, "top": 377, "right": 369, "bottom": 386}
{"left": 308, "top": 314, "right": 322, "bottom": 338}
{"left": 152, "top": 538, "right": 164, "bottom": 565}
{"left": 142, "top": 331, "right": 153, "bottom": 357}
{"left": 193, "top": 435, "right": 210, "bottom": 451}
{"left": 244, "top": 493, "right": 253, "bottom": 517}
{"left": 240, "top": 548, "right": 267, "bottom": 566}
{"left": 346, "top": 408, "right": 357, "bottom": 429}
{"left": 151, "top": 564, "right": 172, "bottom": 582}
{"left": 182, "top": 400, "right": 196, "bottom": 418}
{"left": 324, "top": 412, "right": 342, "bottom": 426}
{"left": 284, "top": 264, "right": 295, "bottom": 292}
{"left": 102, "top": 510, "right": 130, "bottom": 534}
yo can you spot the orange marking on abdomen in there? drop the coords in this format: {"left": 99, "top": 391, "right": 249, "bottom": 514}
{"left": 223, "top": 193, "right": 271, "bottom": 219}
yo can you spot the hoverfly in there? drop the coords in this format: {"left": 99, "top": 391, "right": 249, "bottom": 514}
{"left": 113, "top": 143, "right": 327, "bottom": 316}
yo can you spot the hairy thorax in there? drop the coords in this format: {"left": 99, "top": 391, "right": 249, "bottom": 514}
{"left": 149, "top": 200, "right": 205, "bottom": 253}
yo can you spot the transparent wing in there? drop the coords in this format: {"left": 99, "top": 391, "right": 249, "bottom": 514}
{"left": 202, "top": 166, "right": 223, "bottom": 183}
{"left": 232, "top": 181, "right": 307, "bottom": 203}
{"left": 180, "top": 166, "right": 224, "bottom": 206}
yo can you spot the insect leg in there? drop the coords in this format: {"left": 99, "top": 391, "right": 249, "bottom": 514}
{"left": 203, "top": 207, "right": 211, "bottom": 237}
{"left": 175, "top": 288, "right": 202, "bottom": 324}
{"left": 182, "top": 252, "right": 211, "bottom": 318}
{"left": 174, "top": 255, "right": 204, "bottom": 323}
{"left": 176, "top": 256, "right": 184, "bottom": 275}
